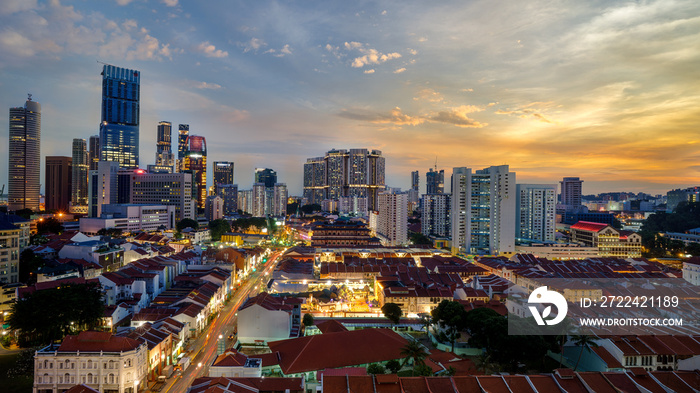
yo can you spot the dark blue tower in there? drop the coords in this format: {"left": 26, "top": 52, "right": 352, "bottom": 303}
{"left": 99, "top": 64, "right": 140, "bottom": 169}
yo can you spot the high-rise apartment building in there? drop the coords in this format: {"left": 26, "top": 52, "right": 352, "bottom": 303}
{"left": 238, "top": 189, "right": 253, "bottom": 215}
{"left": 451, "top": 165, "right": 516, "bottom": 255}
{"left": 411, "top": 171, "right": 420, "bottom": 192}
{"left": 303, "top": 157, "right": 326, "bottom": 205}
{"left": 8, "top": 95, "right": 41, "bottom": 212}
{"left": 375, "top": 191, "right": 408, "bottom": 246}
{"left": 181, "top": 135, "right": 207, "bottom": 208}
{"left": 560, "top": 177, "right": 583, "bottom": 209}
{"left": 516, "top": 184, "right": 556, "bottom": 242}
{"left": 154, "top": 121, "right": 174, "bottom": 171}
{"left": 213, "top": 161, "right": 234, "bottom": 194}
{"left": 45, "top": 156, "right": 72, "bottom": 212}
{"left": 252, "top": 183, "right": 266, "bottom": 217}
{"left": 88, "top": 161, "right": 120, "bottom": 218}
{"left": 219, "top": 184, "right": 238, "bottom": 215}
{"left": 303, "top": 149, "right": 385, "bottom": 211}
{"left": 254, "top": 168, "right": 277, "bottom": 188}
{"left": 273, "top": 183, "right": 288, "bottom": 217}
{"left": 99, "top": 65, "right": 140, "bottom": 169}
{"left": 71, "top": 138, "right": 89, "bottom": 208}
{"left": 130, "top": 171, "right": 195, "bottom": 221}
{"left": 426, "top": 168, "right": 445, "bottom": 194}
{"left": 88, "top": 135, "right": 100, "bottom": 171}
{"left": 422, "top": 193, "right": 451, "bottom": 238}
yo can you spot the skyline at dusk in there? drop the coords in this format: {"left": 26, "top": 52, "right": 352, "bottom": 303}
{"left": 1, "top": 0, "right": 699, "bottom": 195}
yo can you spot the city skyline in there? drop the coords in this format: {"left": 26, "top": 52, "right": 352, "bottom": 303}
{"left": 1, "top": 0, "right": 699, "bottom": 196}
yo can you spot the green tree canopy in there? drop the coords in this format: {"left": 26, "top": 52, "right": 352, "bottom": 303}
{"left": 8, "top": 283, "right": 105, "bottom": 347}
{"left": 385, "top": 359, "right": 402, "bottom": 374}
{"left": 209, "top": 219, "right": 231, "bottom": 241}
{"left": 366, "top": 363, "right": 385, "bottom": 375}
{"left": 381, "top": 302, "right": 403, "bottom": 326}
{"left": 176, "top": 218, "right": 199, "bottom": 232}
{"left": 37, "top": 217, "right": 63, "bottom": 235}
{"left": 302, "top": 313, "right": 314, "bottom": 328}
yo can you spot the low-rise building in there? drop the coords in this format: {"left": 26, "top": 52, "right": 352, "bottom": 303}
{"left": 683, "top": 258, "right": 700, "bottom": 286}
{"left": 237, "top": 293, "right": 303, "bottom": 345}
{"left": 569, "top": 221, "right": 642, "bottom": 258}
{"left": 79, "top": 204, "right": 176, "bottom": 235}
{"left": 33, "top": 331, "right": 148, "bottom": 393}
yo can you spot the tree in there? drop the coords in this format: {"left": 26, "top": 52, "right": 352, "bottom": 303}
{"left": 366, "top": 363, "right": 385, "bottom": 375}
{"left": 19, "top": 249, "right": 45, "bottom": 284}
{"left": 300, "top": 204, "right": 321, "bottom": 215}
{"left": 400, "top": 340, "right": 429, "bottom": 376}
{"left": 572, "top": 335, "right": 599, "bottom": 371}
{"left": 8, "top": 283, "right": 105, "bottom": 347}
{"left": 381, "top": 302, "right": 403, "bottom": 326}
{"left": 37, "top": 217, "right": 63, "bottom": 235}
{"left": 419, "top": 314, "right": 433, "bottom": 336}
{"left": 385, "top": 359, "right": 402, "bottom": 374}
{"left": 302, "top": 313, "right": 314, "bottom": 335}
{"left": 409, "top": 232, "right": 432, "bottom": 246}
{"left": 432, "top": 300, "right": 467, "bottom": 352}
{"left": 209, "top": 219, "right": 231, "bottom": 241}
{"left": 176, "top": 218, "right": 199, "bottom": 232}
{"left": 413, "top": 362, "right": 433, "bottom": 376}
{"left": 475, "top": 352, "right": 492, "bottom": 374}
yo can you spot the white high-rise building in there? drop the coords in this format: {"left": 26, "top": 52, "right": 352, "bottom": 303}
{"left": 88, "top": 161, "right": 120, "bottom": 218}
{"left": 516, "top": 184, "right": 556, "bottom": 242}
{"left": 252, "top": 183, "right": 266, "bottom": 217}
{"left": 451, "top": 165, "right": 516, "bottom": 255}
{"left": 376, "top": 191, "right": 408, "bottom": 246}
{"left": 422, "top": 193, "right": 451, "bottom": 238}
{"left": 273, "top": 183, "right": 288, "bottom": 217}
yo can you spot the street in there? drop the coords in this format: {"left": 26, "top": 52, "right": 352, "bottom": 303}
{"left": 159, "top": 250, "right": 281, "bottom": 393}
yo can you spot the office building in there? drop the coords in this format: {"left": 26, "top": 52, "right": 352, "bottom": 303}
{"left": 411, "top": 171, "right": 420, "bottom": 192}
{"left": 181, "top": 135, "right": 207, "bottom": 208}
{"left": 45, "top": 156, "right": 72, "bottom": 212}
{"left": 426, "top": 168, "right": 444, "bottom": 194}
{"left": 516, "top": 184, "right": 556, "bottom": 242}
{"left": 451, "top": 165, "right": 516, "bottom": 255}
{"left": 130, "top": 171, "right": 195, "bottom": 221}
{"left": 205, "top": 195, "right": 224, "bottom": 221}
{"left": 254, "top": 168, "right": 277, "bottom": 188}
{"left": 177, "top": 124, "right": 189, "bottom": 170}
{"left": 88, "top": 161, "right": 120, "bottom": 218}
{"left": 375, "top": 191, "right": 408, "bottom": 246}
{"left": 560, "top": 177, "right": 583, "bottom": 210}
{"left": 302, "top": 149, "right": 385, "bottom": 211}
{"left": 154, "top": 121, "right": 174, "bottom": 171}
{"left": 99, "top": 64, "right": 140, "bottom": 169}
{"left": 88, "top": 135, "right": 100, "bottom": 171}
{"left": 79, "top": 204, "right": 176, "bottom": 235}
{"left": 213, "top": 161, "right": 234, "bottom": 194}
{"left": 71, "top": 138, "right": 89, "bottom": 209}
{"left": 421, "top": 193, "right": 451, "bottom": 238}
{"left": 8, "top": 95, "right": 41, "bottom": 212}
{"left": 302, "top": 157, "right": 326, "bottom": 205}
{"left": 273, "top": 183, "right": 288, "bottom": 217}
{"left": 219, "top": 184, "right": 238, "bottom": 215}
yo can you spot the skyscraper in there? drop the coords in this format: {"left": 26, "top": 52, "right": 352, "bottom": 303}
{"left": 426, "top": 168, "right": 445, "bottom": 194}
{"left": 99, "top": 64, "right": 140, "bottom": 169}
{"left": 181, "top": 135, "right": 207, "bottom": 208}
{"left": 411, "top": 171, "right": 420, "bottom": 192}
{"left": 376, "top": 190, "right": 408, "bottom": 246}
{"left": 130, "top": 171, "right": 195, "bottom": 221}
{"left": 303, "top": 149, "right": 385, "bottom": 211}
{"left": 451, "top": 165, "right": 515, "bottom": 255}
{"left": 177, "top": 124, "right": 189, "bottom": 171}
{"left": 71, "top": 138, "right": 89, "bottom": 208}
{"left": 254, "top": 168, "right": 277, "bottom": 188}
{"left": 45, "top": 156, "right": 72, "bottom": 212}
{"left": 213, "top": 161, "right": 234, "bottom": 194}
{"left": 219, "top": 184, "right": 238, "bottom": 215}
{"left": 273, "top": 183, "right": 288, "bottom": 217}
{"left": 422, "top": 193, "right": 451, "bottom": 238}
{"left": 88, "top": 161, "right": 119, "bottom": 217}
{"left": 88, "top": 135, "right": 100, "bottom": 171}
{"left": 8, "top": 95, "right": 41, "bottom": 212}
{"left": 516, "top": 184, "right": 556, "bottom": 242}
{"left": 154, "top": 121, "right": 174, "bottom": 171}
{"left": 560, "top": 177, "right": 583, "bottom": 209}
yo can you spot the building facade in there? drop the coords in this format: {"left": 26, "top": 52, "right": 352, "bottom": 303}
{"left": 560, "top": 177, "right": 584, "bottom": 211}
{"left": 218, "top": 184, "right": 238, "bottom": 215}
{"left": 181, "top": 135, "right": 207, "bottom": 208}
{"left": 45, "top": 156, "right": 72, "bottom": 212}
{"left": 8, "top": 96, "right": 41, "bottom": 212}
{"left": 213, "top": 161, "right": 234, "bottom": 194}
{"left": 99, "top": 65, "right": 140, "bottom": 169}
{"left": 302, "top": 157, "right": 325, "bottom": 205}
{"left": 79, "top": 204, "right": 176, "bottom": 235}
{"left": 72, "top": 138, "right": 89, "bottom": 209}
{"left": 516, "top": 184, "right": 556, "bottom": 242}
{"left": 451, "top": 165, "right": 516, "bottom": 255}
{"left": 569, "top": 221, "right": 642, "bottom": 258}
{"left": 375, "top": 191, "right": 408, "bottom": 246}
{"left": 153, "top": 121, "right": 174, "bottom": 172}
{"left": 254, "top": 168, "right": 277, "bottom": 188}
{"left": 0, "top": 220, "right": 20, "bottom": 284}
{"left": 89, "top": 135, "right": 100, "bottom": 171}
{"left": 426, "top": 168, "right": 444, "bottom": 194}
{"left": 129, "top": 171, "right": 195, "bottom": 221}
{"left": 88, "top": 161, "right": 120, "bottom": 218}
{"left": 421, "top": 193, "right": 451, "bottom": 238}
{"left": 205, "top": 195, "right": 224, "bottom": 221}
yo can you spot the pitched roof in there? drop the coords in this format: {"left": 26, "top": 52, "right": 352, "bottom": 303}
{"left": 316, "top": 319, "right": 349, "bottom": 334}
{"left": 57, "top": 331, "right": 142, "bottom": 353}
{"left": 188, "top": 377, "right": 304, "bottom": 393}
{"left": 268, "top": 328, "right": 408, "bottom": 374}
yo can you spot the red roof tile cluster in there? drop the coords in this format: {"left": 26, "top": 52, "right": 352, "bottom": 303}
{"left": 57, "top": 331, "right": 143, "bottom": 353}
{"left": 239, "top": 292, "right": 298, "bottom": 313}
{"left": 268, "top": 328, "right": 408, "bottom": 375}
{"left": 315, "top": 319, "right": 349, "bottom": 334}
{"left": 212, "top": 349, "right": 249, "bottom": 367}
{"left": 189, "top": 376, "right": 304, "bottom": 393}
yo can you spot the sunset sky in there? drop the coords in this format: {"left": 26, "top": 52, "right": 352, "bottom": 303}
{"left": 1, "top": 0, "right": 699, "bottom": 196}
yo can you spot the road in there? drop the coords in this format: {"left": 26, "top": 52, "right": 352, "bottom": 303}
{"left": 160, "top": 250, "right": 282, "bottom": 393}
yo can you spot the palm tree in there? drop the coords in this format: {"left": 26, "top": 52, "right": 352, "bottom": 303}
{"left": 400, "top": 340, "right": 429, "bottom": 376}
{"left": 419, "top": 314, "right": 432, "bottom": 336}
{"left": 475, "top": 352, "right": 491, "bottom": 374}
{"left": 572, "top": 335, "right": 599, "bottom": 371}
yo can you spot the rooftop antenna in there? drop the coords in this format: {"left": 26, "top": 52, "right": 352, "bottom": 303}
{"left": 27, "top": 93, "right": 32, "bottom": 101}
{"left": 434, "top": 156, "right": 438, "bottom": 171}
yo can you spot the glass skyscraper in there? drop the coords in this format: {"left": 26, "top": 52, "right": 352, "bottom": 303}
{"left": 99, "top": 64, "right": 140, "bottom": 169}
{"left": 8, "top": 95, "right": 41, "bottom": 211}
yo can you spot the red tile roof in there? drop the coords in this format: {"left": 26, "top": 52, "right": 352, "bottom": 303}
{"left": 64, "top": 385, "right": 101, "bottom": 393}
{"left": 57, "top": 331, "right": 143, "bottom": 353}
{"left": 268, "top": 328, "right": 408, "bottom": 374}
{"left": 315, "top": 319, "right": 349, "bottom": 334}
{"left": 188, "top": 377, "right": 304, "bottom": 393}
{"left": 212, "top": 349, "right": 248, "bottom": 367}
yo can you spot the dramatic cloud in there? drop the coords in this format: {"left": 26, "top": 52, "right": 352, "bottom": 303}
{"left": 198, "top": 41, "right": 228, "bottom": 58}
